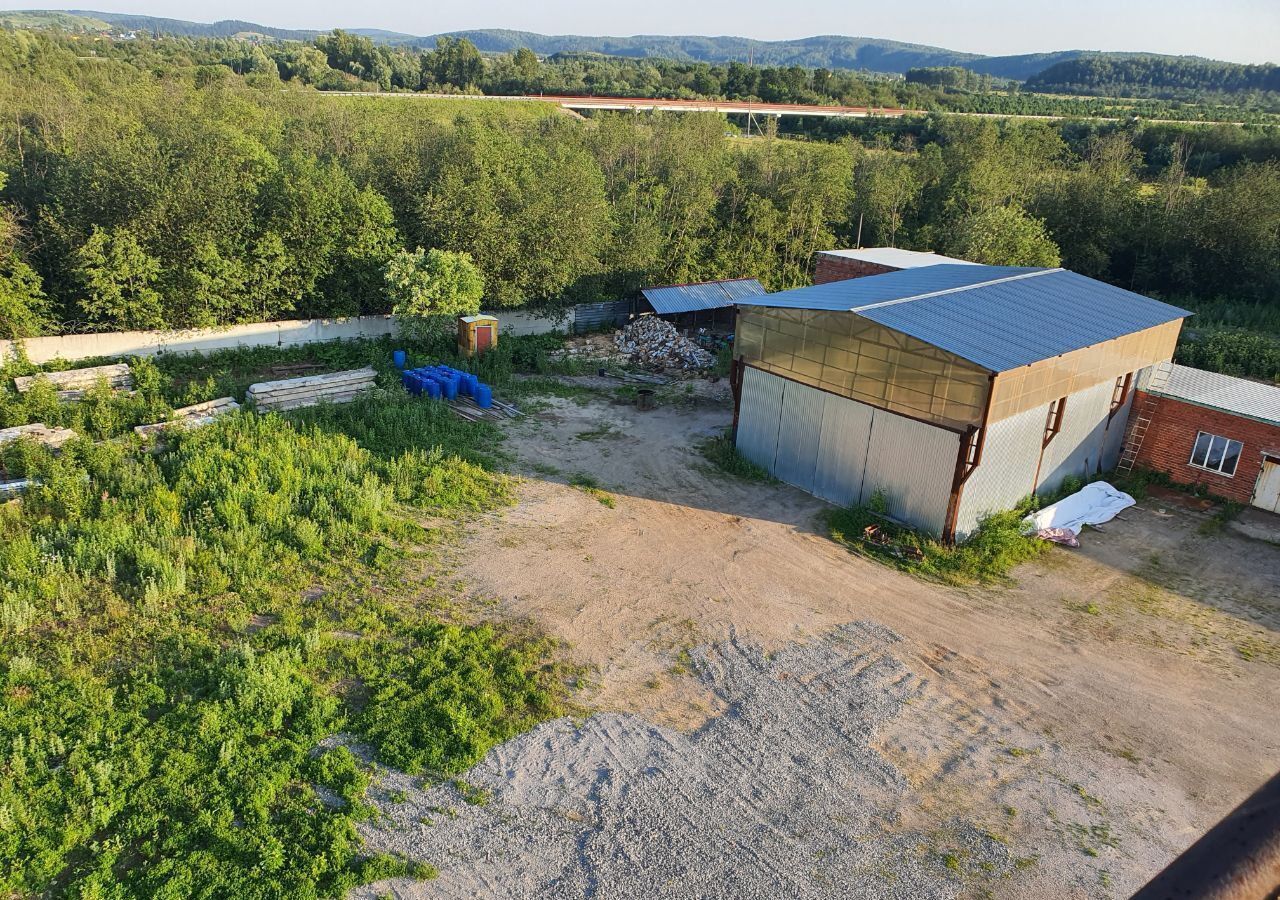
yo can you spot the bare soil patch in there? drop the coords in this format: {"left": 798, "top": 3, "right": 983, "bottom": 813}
{"left": 358, "top": 389, "right": 1280, "bottom": 898}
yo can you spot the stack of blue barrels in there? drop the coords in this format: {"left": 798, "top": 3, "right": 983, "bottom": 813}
{"left": 393, "top": 352, "right": 494, "bottom": 409}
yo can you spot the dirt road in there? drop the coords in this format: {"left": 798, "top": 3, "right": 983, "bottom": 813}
{"left": 357, "top": 389, "right": 1280, "bottom": 898}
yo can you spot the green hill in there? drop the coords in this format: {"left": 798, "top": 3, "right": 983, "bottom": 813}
{"left": 0, "top": 11, "right": 1264, "bottom": 83}
{"left": 1026, "top": 54, "right": 1280, "bottom": 97}
{"left": 0, "top": 10, "right": 109, "bottom": 31}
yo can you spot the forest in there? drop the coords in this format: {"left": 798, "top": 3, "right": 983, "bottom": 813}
{"left": 0, "top": 28, "right": 1278, "bottom": 378}
{"left": 1027, "top": 55, "right": 1280, "bottom": 102}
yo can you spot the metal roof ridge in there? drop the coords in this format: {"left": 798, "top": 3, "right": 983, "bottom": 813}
{"left": 848, "top": 267, "right": 1064, "bottom": 313}
{"left": 643, "top": 277, "right": 759, "bottom": 291}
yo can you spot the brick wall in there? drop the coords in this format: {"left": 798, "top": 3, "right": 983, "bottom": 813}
{"left": 1133, "top": 390, "right": 1280, "bottom": 504}
{"left": 813, "top": 255, "right": 896, "bottom": 284}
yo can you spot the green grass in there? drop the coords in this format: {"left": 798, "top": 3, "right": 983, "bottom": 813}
{"left": 697, "top": 430, "right": 774, "bottom": 482}
{"left": 824, "top": 502, "right": 1044, "bottom": 585}
{"left": 0, "top": 331, "right": 583, "bottom": 455}
{"left": 568, "top": 471, "right": 616, "bottom": 507}
{"left": 0, "top": 343, "right": 570, "bottom": 897}
{"left": 573, "top": 423, "right": 620, "bottom": 441}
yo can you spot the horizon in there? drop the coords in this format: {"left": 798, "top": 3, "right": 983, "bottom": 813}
{"left": 1, "top": 1, "right": 1276, "bottom": 64}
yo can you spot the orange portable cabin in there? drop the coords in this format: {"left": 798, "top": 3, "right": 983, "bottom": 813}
{"left": 458, "top": 315, "right": 498, "bottom": 357}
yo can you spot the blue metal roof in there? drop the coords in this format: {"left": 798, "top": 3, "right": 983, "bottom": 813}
{"left": 735, "top": 265, "right": 1191, "bottom": 372}
{"left": 642, "top": 278, "right": 765, "bottom": 314}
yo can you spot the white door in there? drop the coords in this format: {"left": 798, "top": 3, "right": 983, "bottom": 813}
{"left": 1253, "top": 456, "right": 1280, "bottom": 513}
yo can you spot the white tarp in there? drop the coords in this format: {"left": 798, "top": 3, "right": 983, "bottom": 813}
{"left": 1024, "top": 481, "right": 1136, "bottom": 536}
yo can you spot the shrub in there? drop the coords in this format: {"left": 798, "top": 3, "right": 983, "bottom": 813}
{"left": 0, "top": 406, "right": 557, "bottom": 897}
{"left": 825, "top": 503, "right": 1043, "bottom": 585}
{"left": 359, "top": 623, "right": 561, "bottom": 775}
{"left": 698, "top": 430, "right": 773, "bottom": 482}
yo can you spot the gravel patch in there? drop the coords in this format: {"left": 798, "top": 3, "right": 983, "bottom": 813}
{"left": 349, "top": 622, "right": 1011, "bottom": 899}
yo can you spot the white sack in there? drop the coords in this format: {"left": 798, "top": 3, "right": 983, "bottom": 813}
{"left": 1023, "top": 481, "right": 1135, "bottom": 537}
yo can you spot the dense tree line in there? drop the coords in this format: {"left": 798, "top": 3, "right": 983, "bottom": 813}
{"left": 906, "top": 66, "right": 1008, "bottom": 92}
{"left": 1027, "top": 56, "right": 1280, "bottom": 102}
{"left": 0, "top": 27, "right": 1277, "bottom": 343}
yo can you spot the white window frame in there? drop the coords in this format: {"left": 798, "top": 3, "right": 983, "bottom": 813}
{"left": 1188, "top": 431, "right": 1243, "bottom": 477}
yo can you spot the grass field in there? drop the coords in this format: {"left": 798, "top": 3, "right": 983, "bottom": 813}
{"left": 0, "top": 336, "right": 576, "bottom": 897}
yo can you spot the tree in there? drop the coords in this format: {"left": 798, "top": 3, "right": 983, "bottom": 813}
{"left": 75, "top": 226, "right": 165, "bottom": 329}
{"left": 513, "top": 47, "right": 539, "bottom": 82}
{"left": 425, "top": 37, "right": 483, "bottom": 90}
{"left": 416, "top": 120, "right": 608, "bottom": 308}
{"left": 1032, "top": 132, "right": 1141, "bottom": 279}
{"left": 855, "top": 151, "right": 921, "bottom": 247}
{"left": 385, "top": 247, "right": 484, "bottom": 341}
{"left": 0, "top": 175, "right": 49, "bottom": 338}
{"left": 0, "top": 254, "right": 48, "bottom": 339}
{"left": 942, "top": 204, "right": 1062, "bottom": 267}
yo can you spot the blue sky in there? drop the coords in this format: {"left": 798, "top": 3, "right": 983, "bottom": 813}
{"left": 6, "top": 0, "right": 1278, "bottom": 63}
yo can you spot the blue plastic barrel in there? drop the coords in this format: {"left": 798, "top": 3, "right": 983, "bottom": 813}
{"left": 474, "top": 383, "right": 493, "bottom": 409}
{"left": 423, "top": 378, "right": 441, "bottom": 400}
{"left": 432, "top": 367, "right": 459, "bottom": 396}
{"left": 465, "top": 373, "right": 479, "bottom": 397}
{"left": 393, "top": 349, "right": 407, "bottom": 370}
{"left": 401, "top": 370, "right": 415, "bottom": 391}
{"left": 405, "top": 373, "right": 423, "bottom": 396}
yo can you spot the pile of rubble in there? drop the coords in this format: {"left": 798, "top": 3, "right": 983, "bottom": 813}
{"left": 614, "top": 318, "right": 715, "bottom": 370}
{"left": 552, "top": 332, "right": 629, "bottom": 365}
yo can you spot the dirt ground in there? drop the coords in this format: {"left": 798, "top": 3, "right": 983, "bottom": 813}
{"left": 358, "top": 383, "right": 1280, "bottom": 899}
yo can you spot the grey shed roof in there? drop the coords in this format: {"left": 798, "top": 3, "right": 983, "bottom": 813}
{"left": 1142, "top": 363, "right": 1280, "bottom": 428}
{"left": 641, "top": 278, "right": 765, "bottom": 315}
{"left": 734, "top": 265, "right": 1191, "bottom": 372}
{"left": 816, "top": 248, "right": 979, "bottom": 269}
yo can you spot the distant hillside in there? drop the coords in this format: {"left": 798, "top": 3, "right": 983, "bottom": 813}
{"left": 0, "top": 9, "right": 108, "bottom": 30}
{"left": 65, "top": 9, "right": 319, "bottom": 40}
{"left": 0, "top": 11, "right": 1260, "bottom": 84}
{"left": 413, "top": 30, "right": 1094, "bottom": 79}
{"left": 1027, "top": 55, "right": 1280, "bottom": 97}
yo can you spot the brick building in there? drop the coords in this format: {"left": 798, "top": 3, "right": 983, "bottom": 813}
{"left": 1128, "top": 364, "right": 1280, "bottom": 512}
{"left": 813, "top": 248, "right": 977, "bottom": 284}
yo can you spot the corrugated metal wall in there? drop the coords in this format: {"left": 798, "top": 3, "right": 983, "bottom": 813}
{"left": 573, "top": 300, "right": 631, "bottom": 333}
{"left": 812, "top": 393, "right": 874, "bottom": 506}
{"left": 861, "top": 409, "right": 959, "bottom": 532}
{"left": 1102, "top": 390, "right": 1133, "bottom": 471}
{"left": 953, "top": 378, "right": 1133, "bottom": 539}
{"left": 739, "top": 366, "right": 1141, "bottom": 542}
{"left": 736, "top": 365, "right": 785, "bottom": 471}
{"left": 952, "top": 402, "right": 1045, "bottom": 539}
{"left": 1036, "top": 380, "right": 1115, "bottom": 494}
{"left": 773, "top": 380, "right": 827, "bottom": 491}
{"left": 736, "top": 366, "right": 958, "bottom": 535}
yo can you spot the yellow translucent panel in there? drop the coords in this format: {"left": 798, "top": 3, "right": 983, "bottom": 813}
{"left": 987, "top": 320, "right": 1182, "bottom": 423}
{"left": 736, "top": 307, "right": 991, "bottom": 431}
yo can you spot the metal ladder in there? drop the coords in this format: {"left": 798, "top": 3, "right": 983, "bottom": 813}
{"left": 1116, "top": 363, "right": 1171, "bottom": 474}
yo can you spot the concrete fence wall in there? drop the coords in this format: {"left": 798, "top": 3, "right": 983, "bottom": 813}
{"left": 0, "top": 309, "right": 574, "bottom": 366}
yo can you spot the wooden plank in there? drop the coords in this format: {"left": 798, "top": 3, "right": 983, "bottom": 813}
{"left": 247, "top": 383, "right": 377, "bottom": 403}
{"left": 134, "top": 398, "right": 240, "bottom": 436}
{"left": 247, "top": 379, "right": 377, "bottom": 402}
{"left": 170, "top": 397, "right": 239, "bottom": 417}
{"left": 249, "top": 389, "right": 376, "bottom": 408}
{"left": 254, "top": 387, "right": 374, "bottom": 412}
{"left": 14, "top": 364, "right": 132, "bottom": 393}
{"left": 54, "top": 388, "right": 137, "bottom": 402}
{"left": 0, "top": 478, "right": 34, "bottom": 497}
{"left": 0, "top": 423, "right": 78, "bottom": 448}
{"left": 246, "top": 367, "right": 377, "bottom": 396}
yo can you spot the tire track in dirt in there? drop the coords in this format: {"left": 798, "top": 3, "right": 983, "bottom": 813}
{"left": 415, "top": 393, "right": 1279, "bottom": 896}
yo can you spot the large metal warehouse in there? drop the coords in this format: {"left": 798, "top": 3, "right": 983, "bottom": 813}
{"left": 731, "top": 264, "right": 1191, "bottom": 541}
